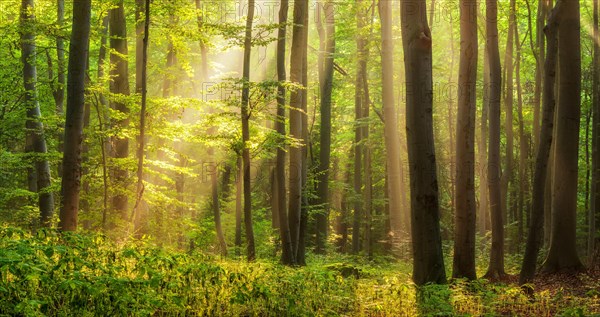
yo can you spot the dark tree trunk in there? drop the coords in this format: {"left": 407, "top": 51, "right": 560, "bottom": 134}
{"left": 58, "top": 0, "right": 91, "bottom": 231}
{"left": 485, "top": 0, "right": 505, "bottom": 280}
{"left": 21, "top": 0, "right": 55, "bottom": 227}
{"left": 109, "top": 0, "right": 131, "bottom": 221}
{"left": 400, "top": 0, "right": 446, "bottom": 285}
{"left": 55, "top": 0, "right": 65, "bottom": 178}
{"left": 235, "top": 157, "right": 243, "bottom": 251}
{"left": 452, "top": 0, "right": 478, "bottom": 280}
{"left": 541, "top": 0, "right": 584, "bottom": 273}
{"left": 590, "top": 0, "right": 599, "bottom": 266}
{"left": 275, "top": 0, "right": 294, "bottom": 265}
{"left": 502, "top": 0, "right": 516, "bottom": 227}
{"left": 132, "top": 0, "right": 150, "bottom": 235}
{"left": 241, "top": 0, "right": 256, "bottom": 261}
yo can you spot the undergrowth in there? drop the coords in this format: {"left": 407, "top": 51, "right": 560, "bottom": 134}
{"left": 0, "top": 227, "right": 598, "bottom": 316}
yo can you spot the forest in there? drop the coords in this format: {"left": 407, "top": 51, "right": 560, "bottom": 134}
{"left": 1, "top": 0, "right": 600, "bottom": 315}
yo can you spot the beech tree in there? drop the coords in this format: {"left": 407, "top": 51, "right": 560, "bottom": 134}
{"left": 20, "top": 0, "right": 55, "bottom": 227}
{"left": 400, "top": 0, "right": 446, "bottom": 285}
{"left": 58, "top": 0, "right": 92, "bottom": 231}
{"left": 452, "top": 0, "right": 478, "bottom": 280}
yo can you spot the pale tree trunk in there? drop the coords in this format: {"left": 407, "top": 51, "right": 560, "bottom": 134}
{"left": 400, "top": 0, "right": 446, "bottom": 285}
{"left": 109, "top": 0, "right": 131, "bottom": 221}
{"left": 352, "top": 0, "right": 367, "bottom": 255}
{"left": 520, "top": 4, "right": 559, "bottom": 283}
{"left": 21, "top": 0, "right": 55, "bottom": 227}
{"left": 542, "top": 0, "right": 584, "bottom": 273}
{"left": 515, "top": 25, "right": 528, "bottom": 245}
{"left": 55, "top": 0, "right": 65, "bottom": 178}
{"left": 288, "top": 0, "right": 308, "bottom": 261}
{"left": 379, "top": 0, "right": 404, "bottom": 247}
{"left": 58, "top": 0, "right": 91, "bottom": 231}
{"left": 241, "top": 0, "right": 256, "bottom": 261}
{"left": 452, "top": 0, "right": 478, "bottom": 280}
{"left": 485, "top": 0, "right": 506, "bottom": 280}
{"left": 235, "top": 157, "right": 243, "bottom": 252}
{"left": 315, "top": 0, "right": 335, "bottom": 254}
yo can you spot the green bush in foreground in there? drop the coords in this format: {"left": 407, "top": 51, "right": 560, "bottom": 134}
{"left": 1, "top": 227, "right": 598, "bottom": 316}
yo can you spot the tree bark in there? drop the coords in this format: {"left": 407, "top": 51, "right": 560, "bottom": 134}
{"left": 452, "top": 0, "right": 478, "bottom": 280}
{"left": 590, "top": 0, "right": 599, "bottom": 266}
{"left": 502, "top": 0, "right": 516, "bottom": 227}
{"left": 315, "top": 0, "right": 335, "bottom": 255}
{"left": 288, "top": 0, "right": 308, "bottom": 261}
{"left": 21, "top": 0, "right": 55, "bottom": 227}
{"left": 109, "top": 0, "right": 131, "bottom": 221}
{"left": 241, "top": 0, "right": 256, "bottom": 261}
{"left": 58, "top": 0, "right": 91, "bottom": 231}
{"left": 485, "top": 0, "right": 505, "bottom": 280}
{"left": 541, "top": 0, "right": 584, "bottom": 273}
{"left": 275, "top": 0, "right": 294, "bottom": 265}
{"left": 400, "top": 0, "right": 446, "bottom": 285}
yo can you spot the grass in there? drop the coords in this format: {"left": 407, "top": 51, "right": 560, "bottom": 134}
{"left": 0, "top": 227, "right": 599, "bottom": 316}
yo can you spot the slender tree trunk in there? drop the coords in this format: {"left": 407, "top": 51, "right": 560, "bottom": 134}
{"left": 502, "top": 0, "right": 516, "bottom": 226}
{"left": 288, "top": 0, "right": 308, "bottom": 261}
{"left": 590, "top": 0, "right": 599, "bottom": 266}
{"left": 241, "top": 0, "right": 256, "bottom": 261}
{"left": 542, "top": 0, "right": 584, "bottom": 273}
{"left": 275, "top": 0, "right": 294, "bottom": 265}
{"left": 314, "top": 0, "right": 335, "bottom": 255}
{"left": 515, "top": 25, "right": 528, "bottom": 245}
{"left": 520, "top": 3, "right": 560, "bottom": 283}
{"left": 533, "top": 0, "right": 548, "bottom": 150}
{"left": 401, "top": 0, "right": 446, "bottom": 285}
{"left": 21, "top": 0, "right": 55, "bottom": 227}
{"left": 58, "top": 0, "right": 91, "bottom": 231}
{"left": 485, "top": 0, "right": 506, "bottom": 280}
{"left": 109, "top": 0, "right": 131, "bottom": 221}
{"left": 55, "top": 0, "right": 65, "bottom": 178}
{"left": 132, "top": 0, "right": 150, "bottom": 234}
{"left": 352, "top": 0, "right": 367, "bottom": 255}
{"left": 379, "top": 0, "right": 404, "bottom": 247}
{"left": 235, "top": 157, "right": 243, "bottom": 252}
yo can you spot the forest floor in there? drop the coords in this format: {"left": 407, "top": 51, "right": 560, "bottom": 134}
{"left": 0, "top": 227, "right": 599, "bottom": 316}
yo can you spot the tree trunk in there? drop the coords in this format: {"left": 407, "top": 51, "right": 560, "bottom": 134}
{"left": 452, "top": 0, "right": 478, "bottom": 280}
{"left": 502, "top": 0, "right": 516, "bottom": 227}
{"left": 58, "top": 0, "right": 91, "bottom": 231}
{"left": 520, "top": 4, "right": 560, "bottom": 283}
{"left": 400, "top": 0, "right": 446, "bottom": 285}
{"left": 241, "top": 0, "right": 256, "bottom": 261}
{"left": 479, "top": 33, "right": 489, "bottom": 235}
{"left": 132, "top": 0, "right": 150, "bottom": 235}
{"left": 515, "top": 24, "right": 528, "bottom": 245}
{"left": 275, "top": 0, "right": 294, "bottom": 265}
{"left": 288, "top": 0, "right": 308, "bottom": 261}
{"left": 315, "top": 0, "right": 335, "bottom": 255}
{"left": 379, "top": 0, "right": 404, "bottom": 247}
{"left": 542, "top": 0, "right": 584, "bottom": 273}
{"left": 235, "top": 157, "right": 243, "bottom": 252}
{"left": 590, "top": 0, "right": 599, "bottom": 266}
{"left": 109, "top": 0, "right": 131, "bottom": 221}
{"left": 533, "top": 0, "right": 548, "bottom": 151}
{"left": 21, "top": 0, "right": 55, "bottom": 227}
{"left": 55, "top": 0, "right": 65, "bottom": 178}
{"left": 485, "top": 0, "right": 505, "bottom": 280}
